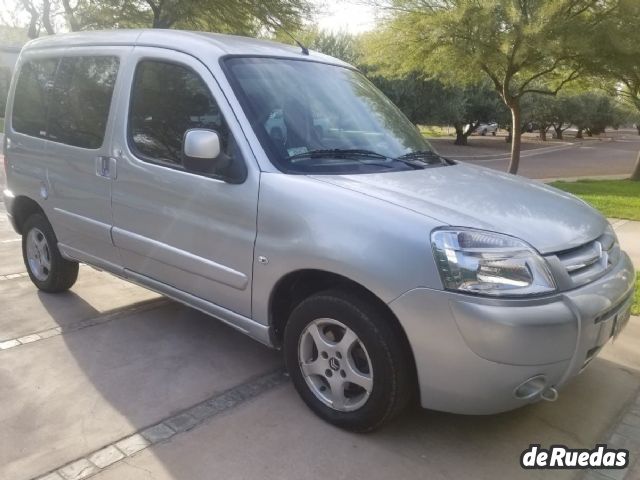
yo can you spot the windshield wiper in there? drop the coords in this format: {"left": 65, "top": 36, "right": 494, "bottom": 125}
{"left": 395, "top": 150, "right": 448, "bottom": 166}
{"left": 287, "top": 148, "right": 389, "bottom": 161}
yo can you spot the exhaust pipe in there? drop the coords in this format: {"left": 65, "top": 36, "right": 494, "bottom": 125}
{"left": 541, "top": 387, "right": 559, "bottom": 402}
{"left": 514, "top": 375, "right": 559, "bottom": 402}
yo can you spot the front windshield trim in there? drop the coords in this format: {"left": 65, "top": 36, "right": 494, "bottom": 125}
{"left": 220, "top": 54, "right": 439, "bottom": 175}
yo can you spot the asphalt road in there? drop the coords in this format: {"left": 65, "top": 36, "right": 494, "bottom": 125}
{"left": 431, "top": 131, "right": 640, "bottom": 179}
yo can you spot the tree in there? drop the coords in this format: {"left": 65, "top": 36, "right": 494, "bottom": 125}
{"left": 521, "top": 94, "right": 556, "bottom": 141}
{"left": 548, "top": 96, "right": 577, "bottom": 140}
{"left": 365, "top": 0, "right": 615, "bottom": 174}
{"left": 438, "top": 83, "right": 505, "bottom": 145}
{"left": 520, "top": 93, "right": 623, "bottom": 141}
{"left": 369, "top": 74, "right": 442, "bottom": 124}
{"left": 9, "top": 0, "right": 60, "bottom": 37}
{"left": 274, "top": 28, "right": 363, "bottom": 65}
{"left": 8, "top": 0, "right": 312, "bottom": 36}
{"left": 586, "top": 0, "right": 640, "bottom": 179}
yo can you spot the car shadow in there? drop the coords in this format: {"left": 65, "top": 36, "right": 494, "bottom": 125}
{"left": 6, "top": 279, "right": 640, "bottom": 480}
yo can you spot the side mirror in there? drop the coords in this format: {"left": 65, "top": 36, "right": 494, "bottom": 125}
{"left": 182, "top": 129, "right": 221, "bottom": 173}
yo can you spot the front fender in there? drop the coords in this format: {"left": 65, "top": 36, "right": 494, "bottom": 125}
{"left": 251, "top": 173, "right": 445, "bottom": 326}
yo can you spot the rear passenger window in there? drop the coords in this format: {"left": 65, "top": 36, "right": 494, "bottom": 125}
{"left": 128, "top": 60, "right": 231, "bottom": 167}
{"left": 12, "top": 59, "right": 58, "bottom": 138}
{"left": 48, "top": 56, "right": 119, "bottom": 149}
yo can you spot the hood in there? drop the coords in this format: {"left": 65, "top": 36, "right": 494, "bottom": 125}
{"left": 309, "top": 163, "right": 607, "bottom": 254}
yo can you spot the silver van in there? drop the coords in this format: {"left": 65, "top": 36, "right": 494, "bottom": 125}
{"left": 2, "top": 30, "right": 636, "bottom": 431}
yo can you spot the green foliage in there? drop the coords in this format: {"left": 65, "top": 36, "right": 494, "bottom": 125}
{"left": 366, "top": 74, "right": 442, "bottom": 125}
{"left": 584, "top": 0, "right": 640, "bottom": 179}
{"left": 587, "top": 0, "right": 640, "bottom": 110}
{"left": 521, "top": 92, "right": 627, "bottom": 138}
{"left": 11, "top": 0, "right": 313, "bottom": 36}
{"left": 365, "top": 74, "right": 505, "bottom": 144}
{"left": 273, "top": 28, "right": 362, "bottom": 65}
{"left": 569, "top": 94, "right": 626, "bottom": 134}
{"left": 551, "top": 180, "right": 640, "bottom": 221}
{"left": 365, "top": 0, "right": 613, "bottom": 172}
{"left": 366, "top": 0, "right": 601, "bottom": 96}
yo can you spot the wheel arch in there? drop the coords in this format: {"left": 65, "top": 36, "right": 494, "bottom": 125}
{"left": 10, "top": 195, "right": 46, "bottom": 235}
{"left": 268, "top": 269, "right": 416, "bottom": 368}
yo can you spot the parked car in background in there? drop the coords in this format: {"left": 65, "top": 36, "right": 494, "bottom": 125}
{"left": 475, "top": 122, "right": 498, "bottom": 136}
{"left": 3, "top": 30, "right": 636, "bottom": 432}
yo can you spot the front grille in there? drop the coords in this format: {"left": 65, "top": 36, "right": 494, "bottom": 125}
{"left": 552, "top": 232, "right": 619, "bottom": 288}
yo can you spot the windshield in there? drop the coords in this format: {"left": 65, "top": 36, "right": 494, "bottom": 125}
{"left": 224, "top": 57, "right": 443, "bottom": 174}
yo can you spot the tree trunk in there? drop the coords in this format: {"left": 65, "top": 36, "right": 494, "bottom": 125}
{"left": 539, "top": 129, "right": 547, "bottom": 141}
{"left": 508, "top": 104, "right": 522, "bottom": 174}
{"left": 454, "top": 125, "right": 467, "bottom": 146}
{"left": 42, "top": 0, "right": 55, "bottom": 35}
{"left": 61, "top": 0, "right": 80, "bottom": 31}
{"left": 631, "top": 150, "right": 640, "bottom": 181}
{"left": 554, "top": 126, "right": 563, "bottom": 140}
{"left": 636, "top": 125, "right": 640, "bottom": 135}
{"left": 21, "top": 0, "right": 39, "bottom": 38}
{"left": 576, "top": 128, "right": 584, "bottom": 139}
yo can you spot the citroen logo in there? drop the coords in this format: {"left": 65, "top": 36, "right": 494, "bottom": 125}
{"left": 595, "top": 241, "right": 609, "bottom": 267}
{"left": 329, "top": 357, "right": 340, "bottom": 371}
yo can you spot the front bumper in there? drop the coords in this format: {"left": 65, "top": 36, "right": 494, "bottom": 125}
{"left": 389, "top": 251, "right": 636, "bottom": 415}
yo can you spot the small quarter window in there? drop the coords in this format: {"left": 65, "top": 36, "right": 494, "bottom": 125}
{"left": 12, "top": 59, "right": 58, "bottom": 138}
{"left": 128, "top": 60, "right": 232, "bottom": 168}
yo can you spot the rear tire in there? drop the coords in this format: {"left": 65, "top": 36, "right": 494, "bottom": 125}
{"left": 284, "top": 289, "right": 413, "bottom": 432}
{"left": 22, "top": 214, "right": 79, "bottom": 292}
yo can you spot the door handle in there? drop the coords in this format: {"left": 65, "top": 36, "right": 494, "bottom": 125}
{"left": 95, "top": 156, "right": 117, "bottom": 179}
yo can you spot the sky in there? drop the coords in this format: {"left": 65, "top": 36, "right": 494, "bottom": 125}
{"left": 315, "top": 1, "right": 378, "bottom": 33}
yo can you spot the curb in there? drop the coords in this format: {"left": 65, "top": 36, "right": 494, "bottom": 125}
{"left": 582, "top": 373, "right": 640, "bottom": 480}
{"left": 31, "top": 370, "right": 288, "bottom": 480}
{"left": 540, "top": 174, "right": 631, "bottom": 183}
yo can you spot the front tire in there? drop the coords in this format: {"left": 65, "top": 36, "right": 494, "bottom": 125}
{"left": 22, "top": 214, "right": 79, "bottom": 292}
{"left": 284, "top": 290, "right": 413, "bottom": 432}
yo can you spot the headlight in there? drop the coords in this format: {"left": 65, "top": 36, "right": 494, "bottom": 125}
{"left": 601, "top": 223, "right": 620, "bottom": 266}
{"left": 431, "top": 228, "right": 556, "bottom": 297}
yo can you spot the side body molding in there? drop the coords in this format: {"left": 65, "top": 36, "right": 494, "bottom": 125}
{"left": 111, "top": 227, "right": 249, "bottom": 291}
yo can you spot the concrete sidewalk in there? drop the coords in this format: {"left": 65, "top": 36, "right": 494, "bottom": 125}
{"left": 610, "top": 218, "right": 640, "bottom": 269}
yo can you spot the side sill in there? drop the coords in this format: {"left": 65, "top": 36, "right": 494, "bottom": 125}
{"left": 58, "top": 242, "right": 125, "bottom": 275}
{"left": 57, "top": 243, "right": 274, "bottom": 348}
{"left": 124, "top": 268, "right": 273, "bottom": 348}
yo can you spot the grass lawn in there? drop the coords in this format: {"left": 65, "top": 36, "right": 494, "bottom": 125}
{"left": 551, "top": 179, "right": 640, "bottom": 221}
{"left": 553, "top": 180, "right": 639, "bottom": 315}
{"left": 0, "top": 117, "right": 4, "bottom": 132}
{"left": 419, "top": 125, "right": 453, "bottom": 138}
